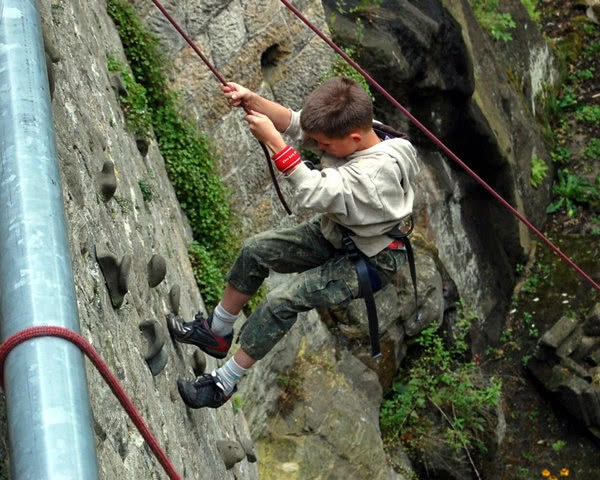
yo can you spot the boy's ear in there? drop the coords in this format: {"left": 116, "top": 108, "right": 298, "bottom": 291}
{"left": 349, "top": 130, "right": 362, "bottom": 143}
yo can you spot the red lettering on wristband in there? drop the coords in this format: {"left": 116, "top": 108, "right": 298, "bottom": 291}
{"left": 272, "top": 146, "right": 301, "bottom": 175}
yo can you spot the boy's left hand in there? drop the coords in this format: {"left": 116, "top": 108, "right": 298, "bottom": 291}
{"left": 244, "top": 110, "right": 286, "bottom": 154}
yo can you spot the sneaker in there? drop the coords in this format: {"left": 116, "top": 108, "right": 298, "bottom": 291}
{"left": 166, "top": 311, "right": 232, "bottom": 359}
{"left": 177, "top": 371, "right": 236, "bottom": 409}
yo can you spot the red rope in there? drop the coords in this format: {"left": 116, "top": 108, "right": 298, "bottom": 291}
{"left": 150, "top": 0, "right": 292, "bottom": 215}
{"left": 278, "top": 0, "right": 600, "bottom": 293}
{"left": 0, "top": 326, "right": 181, "bottom": 480}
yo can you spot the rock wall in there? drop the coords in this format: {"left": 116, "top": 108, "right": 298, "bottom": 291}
{"left": 322, "top": 0, "right": 559, "bottom": 348}
{"left": 33, "top": 0, "right": 314, "bottom": 477}
{"left": 0, "top": 0, "right": 558, "bottom": 478}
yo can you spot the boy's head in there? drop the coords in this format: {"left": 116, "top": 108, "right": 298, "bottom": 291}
{"left": 300, "top": 77, "right": 374, "bottom": 157}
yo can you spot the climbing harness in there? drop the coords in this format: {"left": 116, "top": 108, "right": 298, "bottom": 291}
{"left": 151, "top": 0, "right": 292, "bottom": 215}
{"left": 277, "top": 0, "right": 600, "bottom": 294}
{"left": 341, "top": 119, "right": 419, "bottom": 359}
{"left": 341, "top": 216, "right": 418, "bottom": 359}
{"left": 0, "top": 326, "right": 182, "bottom": 480}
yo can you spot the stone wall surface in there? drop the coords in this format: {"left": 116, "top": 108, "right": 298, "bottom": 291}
{"left": 321, "top": 0, "right": 559, "bottom": 349}
{"left": 0, "top": 0, "right": 558, "bottom": 478}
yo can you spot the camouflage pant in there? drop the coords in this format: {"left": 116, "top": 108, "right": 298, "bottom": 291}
{"left": 227, "top": 216, "right": 407, "bottom": 360}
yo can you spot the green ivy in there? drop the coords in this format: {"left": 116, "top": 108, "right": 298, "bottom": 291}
{"left": 107, "top": 53, "right": 153, "bottom": 137}
{"left": 107, "top": 0, "right": 236, "bottom": 306}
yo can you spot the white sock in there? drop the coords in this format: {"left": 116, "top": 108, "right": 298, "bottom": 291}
{"left": 211, "top": 302, "right": 239, "bottom": 337}
{"left": 214, "top": 357, "right": 247, "bottom": 395}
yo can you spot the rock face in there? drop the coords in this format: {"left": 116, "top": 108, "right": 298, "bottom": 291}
{"left": 33, "top": 0, "right": 337, "bottom": 477}
{"left": 236, "top": 298, "right": 408, "bottom": 479}
{"left": 322, "top": 0, "right": 559, "bottom": 349}
{"left": 5, "top": 0, "right": 557, "bottom": 478}
{"left": 528, "top": 304, "right": 600, "bottom": 438}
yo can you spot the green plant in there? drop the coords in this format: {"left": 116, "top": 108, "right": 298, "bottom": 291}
{"left": 231, "top": 394, "right": 245, "bottom": 414}
{"left": 550, "top": 145, "right": 572, "bottom": 164}
{"left": 522, "top": 272, "right": 540, "bottom": 293}
{"left": 591, "top": 215, "right": 600, "bottom": 236}
{"left": 108, "top": 0, "right": 236, "bottom": 306}
{"left": 571, "top": 67, "right": 595, "bottom": 82}
{"left": 584, "top": 138, "right": 600, "bottom": 160}
{"left": 584, "top": 41, "right": 600, "bottom": 60}
{"left": 472, "top": 0, "right": 516, "bottom": 41}
{"left": 546, "top": 169, "right": 598, "bottom": 217}
{"left": 500, "top": 327, "right": 513, "bottom": 343}
{"left": 381, "top": 301, "right": 502, "bottom": 466}
{"left": 348, "top": 0, "right": 383, "bottom": 15}
{"left": 556, "top": 86, "right": 578, "bottom": 111}
{"left": 552, "top": 440, "right": 566, "bottom": 452}
{"left": 530, "top": 157, "right": 548, "bottom": 188}
{"left": 138, "top": 179, "right": 153, "bottom": 202}
{"left": 107, "top": 53, "right": 153, "bottom": 137}
{"left": 188, "top": 241, "right": 225, "bottom": 306}
{"left": 520, "top": 0, "right": 540, "bottom": 23}
{"left": 575, "top": 105, "right": 600, "bottom": 125}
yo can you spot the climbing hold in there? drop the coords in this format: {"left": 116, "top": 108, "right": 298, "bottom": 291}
{"left": 136, "top": 135, "right": 150, "bottom": 157}
{"left": 216, "top": 441, "right": 246, "bottom": 470}
{"left": 139, "top": 320, "right": 168, "bottom": 376}
{"left": 192, "top": 350, "right": 206, "bottom": 377}
{"left": 95, "top": 245, "right": 131, "bottom": 309}
{"left": 98, "top": 160, "right": 117, "bottom": 202}
{"left": 239, "top": 437, "right": 257, "bottom": 463}
{"left": 148, "top": 254, "right": 167, "bottom": 288}
{"left": 169, "top": 284, "right": 181, "bottom": 315}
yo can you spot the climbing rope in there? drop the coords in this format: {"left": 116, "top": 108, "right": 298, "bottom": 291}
{"left": 277, "top": 0, "right": 600, "bottom": 293}
{"left": 0, "top": 326, "right": 181, "bottom": 480}
{"left": 151, "top": 0, "right": 292, "bottom": 215}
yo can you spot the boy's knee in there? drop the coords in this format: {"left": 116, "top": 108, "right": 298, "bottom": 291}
{"left": 238, "top": 292, "right": 297, "bottom": 360}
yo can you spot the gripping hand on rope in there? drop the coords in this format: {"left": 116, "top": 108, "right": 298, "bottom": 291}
{"left": 221, "top": 83, "right": 292, "bottom": 138}
{"left": 244, "top": 111, "right": 287, "bottom": 154}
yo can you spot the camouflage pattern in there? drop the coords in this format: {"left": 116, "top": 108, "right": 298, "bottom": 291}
{"left": 227, "top": 216, "right": 407, "bottom": 360}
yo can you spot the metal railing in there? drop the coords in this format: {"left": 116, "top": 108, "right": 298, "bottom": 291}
{"left": 0, "top": 1, "right": 100, "bottom": 478}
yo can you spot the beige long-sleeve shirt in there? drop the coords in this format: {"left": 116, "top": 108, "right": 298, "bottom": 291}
{"left": 283, "top": 110, "right": 421, "bottom": 257}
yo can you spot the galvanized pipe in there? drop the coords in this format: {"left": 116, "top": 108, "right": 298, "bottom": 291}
{"left": 0, "top": 1, "right": 100, "bottom": 478}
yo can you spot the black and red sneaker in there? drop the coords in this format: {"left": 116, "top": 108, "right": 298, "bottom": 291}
{"left": 177, "top": 371, "right": 236, "bottom": 409}
{"left": 166, "top": 311, "right": 232, "bottom": 359}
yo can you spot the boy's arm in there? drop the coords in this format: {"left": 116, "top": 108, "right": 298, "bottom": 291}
{"left": 222, "top": 83, "right": 291, "bottom": 132}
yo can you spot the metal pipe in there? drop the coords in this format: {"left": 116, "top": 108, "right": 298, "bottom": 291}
{"left": 0, "top": 1, "right": 100, "bottom": 478}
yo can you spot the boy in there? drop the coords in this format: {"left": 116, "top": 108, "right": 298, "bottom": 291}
{"left": 167, "top": 77, "right": 420, "bottom": 409}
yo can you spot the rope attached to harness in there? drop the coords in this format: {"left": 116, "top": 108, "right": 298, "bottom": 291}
{"left": 0, "top": 326, "right": 182, "bottom": 480}
{"left": 151, "top": 0, "right": 292, "bottom": 215}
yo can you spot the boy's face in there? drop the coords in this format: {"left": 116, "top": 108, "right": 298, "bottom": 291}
{"left": 308, "top": 131, "right": 361, "bottom": 159}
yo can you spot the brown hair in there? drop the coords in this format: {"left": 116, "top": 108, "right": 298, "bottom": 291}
{"left": 300, "top": 77, "right": 373, "bottom": 138}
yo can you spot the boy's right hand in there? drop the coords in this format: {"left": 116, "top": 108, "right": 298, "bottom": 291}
{"left": 221, "top": 82, "right": 253, "bottom": 108}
